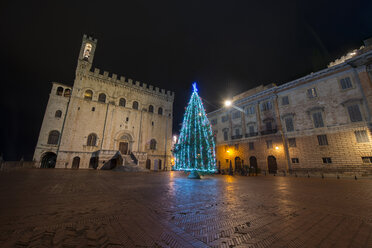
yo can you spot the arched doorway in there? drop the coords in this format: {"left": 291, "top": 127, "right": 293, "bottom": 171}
{"left": 119, "top": 142, "right": 129, "bottom": 155}
{"left": 40, "top": 152, "right": 57, "bottom": 168}
{"left": 159, "top": 159, "right": 162, "bottom": 170}
{"left": 72, "top": 157, "right": 80, "bottom": 169}
{"left": 146, "top": 159, "right": 151, "bottom": 170}
{"left": 234, "top": 157, "right": 241, "bottom": 172}
{"left": 89, "top": 157, "right": 99, "bottom": 169}
{"left": 267, "top": 156, "right": 277, "bottom": 174}
{"left": 249, "top": 156, "right": 258, "bottom": 171}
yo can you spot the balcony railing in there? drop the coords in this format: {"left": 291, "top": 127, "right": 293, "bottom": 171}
{"left": 260, "top": 128, "right": 277, "bottom": 135}
{"left": 231, "top": 135, "right": 243, "bottom": 140}
{"left": 245, "top": 132, "right": 258, "bottom": 138}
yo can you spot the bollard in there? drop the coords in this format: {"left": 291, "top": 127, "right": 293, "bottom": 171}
{"left": 355, "top": 175, "right": 357, "bottom": 180}
{"left": 337, "top": 175, "right": 340, "bottom": 179}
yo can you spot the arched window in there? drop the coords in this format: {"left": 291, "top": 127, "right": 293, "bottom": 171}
{"left": 87, "top": 133, "right": 97, "bottom": 146}
{"left": 64, "top": 89, "right": 71, "bottom": 97}
{"left": 150, "top": 139, "right": 157, "bottom": 150}
{"left": 158, "top": 107, "right": 163, "bottom": 115}
{"left": 56, "top": 87, "right": 63, "bottom": 96}
{"left": 84, "top": 90, "right": 93, "bottom": 100}
{"left": 148, "top": 105, "right": 154, "bottom": 113}
{"left": 47, "top": 130, "right": 60, "bottom": 145}
{"left": 119, "top": 98, "right": 126, "bottom": 107}
{"left": 132, "top": 101, "right": 139, "bottom": 110}
{"left": 98, "top": 93, "right": 106, "bottom": 103}
{"left": 55, "top": 110, "right": 62, "bottom": 118}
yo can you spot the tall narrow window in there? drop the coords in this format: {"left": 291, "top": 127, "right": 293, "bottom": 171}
{"left": 84, "top": 90, "right": 93, "bottom": 100}
{"left": 307, "top": 88, "right": 317, "bottom": 98}
{"left": 47, "top": 130, "right": 60, "bottom": 145}
{"left": 248, "top": 125, "right": 255, "bottom": 135}
{"left": 150, "top": 139, "right": 157, "bottom": 150}
{"left": 148, "top": 105, "right": 154, "bottom": 113}
{"left": 56, "top": 87, "right": 63, "bottom": 96}
{"left": 132, "top": 101, "right": 139, "bottom": 110}
{"left": 221, "top": 115, "right": 228, "bottom": 122}
{"left": 158, "top": 107, "right": 163, "bottom": 115}
{"left": 317, "top": 135, "right": 328, "bottom": 146}
{"left": 98, "top": 93, "right": 106, "bottom": 103}
{"left": 312, "top": 112, "right": 324, "bottom": 128}
{"left": 266, "top": 140, "right": 273, "bottom": 149}
{"left": 288, "top": 138, "right": 296, "bottom": 147}
{"left": 119, "top": 98, "right": 126, "bottom": 107}
{"left": 55, "top": 110, "right": 62, "bottom": 118}
{"left": 347, "top": 104, "right": 362, "bottom": 122}
{"left": 265, "top": 121, "right": 273, "bottom": 131}
{"left": 63, "top": 89, "right": 71, "bottom": 97}
{"left": 249, "top": 142, "right": 254, "bottom": 150}
{"left": 223, "top": 130, "right": 228, "bottom": 141}
{"left": 282, "top": 96, "right": 289, "bottom": 105}
{"left": 87, "top": 133, "right": 97, "bottom": 146}
{"left": 340, "top": 77, "right": 352, "bottom": 89}
{"left": 285, "top": 117, "right": 294, "bottom": 132}
{"left": 232, "top": 111, "right": 241, "bottom": 119}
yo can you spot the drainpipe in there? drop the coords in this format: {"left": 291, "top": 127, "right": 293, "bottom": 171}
{"left": 137, "top": 109, "right": 143, "bottom": 153}
{"left": 164, "top": 112, "right": 168, "bottom": 171}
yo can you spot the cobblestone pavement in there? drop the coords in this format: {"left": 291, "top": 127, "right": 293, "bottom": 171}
{"left": 0, "top": 170, "right": 372, "bottom": 247}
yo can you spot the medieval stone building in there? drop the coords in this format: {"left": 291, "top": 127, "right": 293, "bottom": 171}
{"left": 34, "top": 35, "right": 174, "bottom": 170}
{"left": 208, "top": 38, "right": 372, "bottom": 176}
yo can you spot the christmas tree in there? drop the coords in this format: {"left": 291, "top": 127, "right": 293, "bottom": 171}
{"left": 174, "top": 83, "right": 217, "bottom": 178}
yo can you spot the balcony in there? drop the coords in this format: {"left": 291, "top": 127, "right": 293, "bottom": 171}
{"left": 231, "top": 135, "right": 243, "bottom": 140}
{"left": 245, "top": 132, "right": 258, "bottom": 138}
{"left": 260, "top": 128, "right": 277, "bottom": 135}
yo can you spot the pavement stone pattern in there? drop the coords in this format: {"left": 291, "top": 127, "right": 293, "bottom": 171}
{"left": 0, "top": 170, "right": 371, "bottom": 247}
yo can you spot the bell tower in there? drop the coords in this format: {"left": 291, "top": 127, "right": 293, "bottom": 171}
{"left": 76, "top": 34, "right": 97, "bottom": 75}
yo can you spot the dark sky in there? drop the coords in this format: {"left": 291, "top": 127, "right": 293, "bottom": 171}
{"left": 0, "top": 0, "right": 371, "bottom": 160}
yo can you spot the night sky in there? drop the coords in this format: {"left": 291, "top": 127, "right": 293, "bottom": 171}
{"left": 0, "top": 1, "right": 371, "bottom": 161}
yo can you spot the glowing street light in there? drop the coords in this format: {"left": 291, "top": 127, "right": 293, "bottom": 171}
{"left": 224, "top": 99, "right": 244, "bottom": 112}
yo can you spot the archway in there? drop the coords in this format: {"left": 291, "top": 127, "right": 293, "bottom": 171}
{"left": 119, "top": 142, "right": 129, "bottom": 155}
{"left": 146, "top": 159, "right": 151, "bottom": 170}
{"left": 267, "top": 156, "right": 277, "bottom": 174}
{"left": 89, "top": 157, "right": 99, "bottom": 169}
{"left": 72, "top": 157, "right": 80, "bottom": 169}
{"left": 116, "top": 133, "right": 133, "bottom": 155}
{"left": 40, "top": 152, "right": 57, "bottom": 168}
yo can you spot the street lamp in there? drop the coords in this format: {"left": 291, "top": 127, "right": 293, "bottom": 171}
{"left": 224, "top": 99, "right": 244, "bottom": 112}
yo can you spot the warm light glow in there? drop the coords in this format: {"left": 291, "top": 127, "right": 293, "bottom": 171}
{"left": 275, "top": 146, "right": 279, "bottom": 150}
{"left": 224, "top": 100, "right": 232, "bottom": 107}
{"left": 83, "top": 43, "right": 92, "bottom": 59}
{"left": 226, "top": 150, "right": 230, "bottom": 153}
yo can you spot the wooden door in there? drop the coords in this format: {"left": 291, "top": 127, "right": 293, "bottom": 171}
{"left": 72, "top": 157, "right": 80, "bottom": 169}
{"left": 267, "top": 156, "right": 277, "bottom": 174}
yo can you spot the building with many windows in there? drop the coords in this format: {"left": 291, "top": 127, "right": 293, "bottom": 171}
{"left": 34, "top": 35, "right": 174, "bottom": 170}
{"left": 208, "top": 38, "right": 372, "bottom": 176}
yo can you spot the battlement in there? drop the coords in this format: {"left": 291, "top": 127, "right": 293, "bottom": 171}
{"left": 88, "top": 67, "right": 175, "bottom": 99}
{"left": 83, "top": 34, "right": 97, "bottom": 43}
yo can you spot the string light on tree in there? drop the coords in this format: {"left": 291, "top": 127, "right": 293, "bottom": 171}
{"left": 173, "top": 83, "right": 217, "bottom": 178}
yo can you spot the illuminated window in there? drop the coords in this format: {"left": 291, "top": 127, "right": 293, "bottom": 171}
{"left": 149, "top": 105, "right": 154, "bottom": 113}
{"left": 98, "top": 93, "right": 106, "bottom": 103}
{"left": 87, "top": 133, "right": 97, "bottom": 146}
{"left": 64, "top": 89, "right": 71, "bottom": 97}
{"left": 362, "top": 157, "right": 372, "bottom": 163}
{"left": 132, "top": 101, "right": 139, "bottom": 110}
{"left": 47, "top": 130, "right": 60, "bottom": 145}
{"left": 55, "top": 110, "right": 62, "bottom": 118}
{"left": 83, "top": 43, "right": 92, "bottom": 60}
{"left": 158, "top": 107, "right": 163, "bottom": 115}
{"left": 119, "top": 98, "right": 126, "bottom": 107}
{"left": 84, "top": 90, "right": 93, "bottom": 100}
{"left": 307, "top": 88, "right": 317, "bottom": 98}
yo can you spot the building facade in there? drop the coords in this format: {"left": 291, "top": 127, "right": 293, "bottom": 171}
{"left": 208, "top": 38, "right": 372, "bottom": 176}
{"left": 34, "top": 35, "right": 174, "bottom": 170}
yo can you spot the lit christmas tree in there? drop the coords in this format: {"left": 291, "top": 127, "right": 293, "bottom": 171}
{"left": 174, "top": 83, "right": 217, "bottom": 178}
